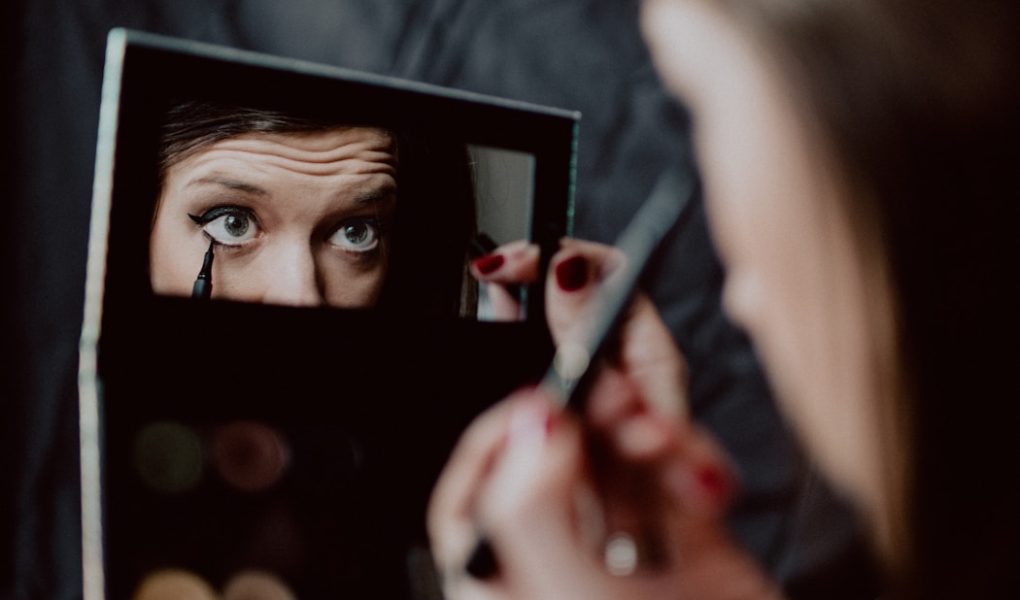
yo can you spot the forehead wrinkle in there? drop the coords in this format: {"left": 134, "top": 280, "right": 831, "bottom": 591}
{"left": 217, "top": 129, "right": 396, "bottom": 163}
{"left": 174, "top": 146, "right": 397, "bottom": 181}
{"left": 221, "top": 137, "right": 396, "bottom": 162}
{"left": 181, "top": 158, "right": 397, "bottom": 207}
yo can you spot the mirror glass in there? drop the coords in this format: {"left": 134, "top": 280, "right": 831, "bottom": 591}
{"left": 147, "top": 104, "right": 535, "bottom": 321}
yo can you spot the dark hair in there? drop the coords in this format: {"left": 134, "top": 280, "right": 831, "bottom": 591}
{"left": 158, "top": 100, "right": 478, "bottom": 317}
{"left": 709, "top": 0, "right": 1018, "bottom": 596}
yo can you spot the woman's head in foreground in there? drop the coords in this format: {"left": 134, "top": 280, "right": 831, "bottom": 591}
{"left": 643, "top": 0, "right": 1017, "bottom": 592}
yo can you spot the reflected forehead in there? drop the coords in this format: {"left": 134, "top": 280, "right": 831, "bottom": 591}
{"left": 230, "top": 126, "right": 395, "bottom": 152}
{"left": 211, "top": 127, "right": 396, "bottom": 163}
{"left": 169, "top": 126, "right": 398, "bottom": 180}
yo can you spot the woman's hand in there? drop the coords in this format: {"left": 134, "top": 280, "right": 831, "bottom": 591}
{"left": 428, "top": 381, "right": 782, "bottom": 600}
{"left": 470, "top": 239, "right": 687, "bottom": 418}
{"left": 430, "top": 240, "right": 783, "bottom": 599}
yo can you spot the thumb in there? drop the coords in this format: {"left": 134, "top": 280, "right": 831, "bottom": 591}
{"left": 652, "top": 423, "right": 739, "bottom": 559}
{"left": 477, "top": 396, "right": 593, "bottom": 585}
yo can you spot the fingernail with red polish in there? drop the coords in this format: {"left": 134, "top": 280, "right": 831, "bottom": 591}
{"left": 473, "top": 254, "right": 504, "bottom": 275}
{"left": 543, "top": 409, "right": 561, "bottom": 436}
{"left": 696, "top": 466, "right": 730, "bottom": 499}
{"left": 555, "top": 255, "right": 588, "bottom": 291}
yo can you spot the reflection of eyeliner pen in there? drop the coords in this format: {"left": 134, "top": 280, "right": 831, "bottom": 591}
{"left": 469, "top": 233, "right": 523, "bottom": 300}
{"left": 468, "top": 232, "right": 500, "bottom": 258}
{"left": 464, "top": 167, "right": 697, "bottom": 579}
{"left": 191, "top": 239, "right": 215, "bottom": 300}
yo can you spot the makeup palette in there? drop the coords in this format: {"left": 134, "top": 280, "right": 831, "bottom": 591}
{"left": 80, "top": 30, "right": 577, "bottom": 599}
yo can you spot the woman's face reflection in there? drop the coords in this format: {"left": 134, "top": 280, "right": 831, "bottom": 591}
{"left": 150, "top": 127, "right": 398, "bottom": 307}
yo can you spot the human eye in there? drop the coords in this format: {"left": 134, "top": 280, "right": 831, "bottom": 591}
{"left": 328, "top": 217, "right": 382, "bottom": 253}
{"left": 188, "top": 206, "right": 260, "bottom": 246}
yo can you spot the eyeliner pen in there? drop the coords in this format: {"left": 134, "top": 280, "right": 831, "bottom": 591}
{"left": 191, "top": 239, "right": 215, "bottom": 300}
{"left": 464, "top": 167, "right": 697, "bottom": 579}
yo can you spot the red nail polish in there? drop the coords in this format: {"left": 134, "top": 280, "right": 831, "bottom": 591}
{"left": 473, "top": 254, "right": 504, "bottom": 275}
{"left": 543, "top": 410, "right": 560, "bottom": 435}
{"left": 555, "top": 255, "right": 588, "bottom": 291}
{"left": 696, "top": 466, "right": 729, "bottom": 499}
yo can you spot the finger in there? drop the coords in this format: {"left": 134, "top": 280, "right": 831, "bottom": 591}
{"left": 546, "top": 242, "right": 688, "bottom": 420}
{"left": 544, "top": 240, "right": 621, "bottom": 342}
{"left": 592, "top": 410, "right": 738, "bottom": 571}
{"left": 475, "top": 397, "right": 594, "bottom": 582}
{"left": 479, "top": 396, "right": 575, "bottom": 537}
{"left": 582, "top": 371, "right": 674, "bottom": 565}
{"left": 451, "top": 398, "right": 611, "bottom": 599}
{"left": 590, "top": 386, "right": 735, "bottom": 516}
{"left": 479, "top": 282, "right": 522, "bottom": 321}
{"left": 427, "top": 391, "right": 532, "bottom": 564}
{"left": 616, "top": 295, "right": 689, "bottom": 420}
{"left": 586, "top": 369, "right": 642, "bottom": 430}
{"left": 469, "top": 240, "right": 540, "bottom": 284}
{"left": 656, "top": 424, "right": 739, "bottom": 523}
{"left": 586, "top": 369, "right": 677, "bottom": 462}
{"left": 583, "top": 372, "right": 735, "bottom": 520}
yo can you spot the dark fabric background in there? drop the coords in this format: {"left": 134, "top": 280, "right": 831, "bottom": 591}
{"left": 1, "top": 1, "right": 876, "bottom": 598}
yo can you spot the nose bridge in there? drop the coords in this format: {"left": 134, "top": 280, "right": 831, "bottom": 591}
{"left": 260, "top": 236, "right": 324, "bottom": 307}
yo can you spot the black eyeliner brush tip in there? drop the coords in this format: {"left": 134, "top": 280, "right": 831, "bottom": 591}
{"left": 191, "top": 240, "right": 215, "bottom": 300}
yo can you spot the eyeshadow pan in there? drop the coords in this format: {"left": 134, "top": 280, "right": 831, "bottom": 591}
{"left": 133, "top": 569, "right": 217, "bottom": 600}
{"left": 222, "top": 570, "right": 297, "bottom": 600}
{"left": 133, "top": 422, "right": 205, "bottom": 494}
{"left": 212, "top": 421, "right": 290, "bottom": 493}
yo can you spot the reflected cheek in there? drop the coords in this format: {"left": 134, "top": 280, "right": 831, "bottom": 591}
{"left": 150, "top": 218, "right": 206, "bottom": 296}
{"left": 204, "top": 248, "right": 275, "bottom": 302}
{"left": 318, "top": 249, "right": 389, "bottom": 307}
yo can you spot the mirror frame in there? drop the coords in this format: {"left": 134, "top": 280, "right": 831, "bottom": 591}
{"left": 80, "top": 29, "right": 578, "bottom": 599}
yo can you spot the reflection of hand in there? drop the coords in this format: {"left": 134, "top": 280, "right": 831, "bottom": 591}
{"left": 469, "top": 240, "right": 540, "bottom": 321}
{"left": 437, "top": 239, "right": 783, "bottom": 600}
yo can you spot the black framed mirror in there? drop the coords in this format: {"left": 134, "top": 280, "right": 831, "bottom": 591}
{"left": 80, "top": 29, "right": 578, "bottom": 599}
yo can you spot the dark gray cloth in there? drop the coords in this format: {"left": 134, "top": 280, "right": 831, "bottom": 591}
{"left": 0, "top": 1, "right": 874, "bottom": 598}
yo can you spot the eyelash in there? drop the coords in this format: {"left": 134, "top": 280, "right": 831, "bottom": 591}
{"left": 189, "top": 204, "right": 252, "bottom": 223}
{"left": 188, "top": 204, "right": 260, "bottom": 249}
{"left": 329, "top": 216, "right": 388, "bottom": 256}
{"left": 187, "top": 204, "right": 389, "bottom": 253}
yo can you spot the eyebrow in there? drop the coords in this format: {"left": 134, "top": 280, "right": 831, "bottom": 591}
{"left": 352, "top": 188, "right": 396, "bottom": 207}
{"left": 188, "top": 177, "right": 269, "bottom": 196}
